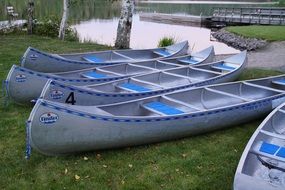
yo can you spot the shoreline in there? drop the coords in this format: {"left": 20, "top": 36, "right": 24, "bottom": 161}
{"left": 213, "top": 29, "right": 285, "bottom": 72}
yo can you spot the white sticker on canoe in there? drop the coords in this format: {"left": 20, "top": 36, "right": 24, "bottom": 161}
{"left": 30, "top": 54, "right": 38, "bottom": 61}
{"left": 40, "top": 112, "right": 59, "bottom": 124}
{"left": 272, "top": 96, "right": 285, "bottom": 109}
{"left": 50, "top": 90, "right": 64, "bottom": 100}
{"left": 15, "top": 74, "right": 26, "bottom": 82}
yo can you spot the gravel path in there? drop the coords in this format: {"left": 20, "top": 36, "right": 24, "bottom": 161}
{"left": 246, "top": 41, "right": 285, "bottom": 71}
{"left": 215, "top": 41, "right": 285, "bottom": 72}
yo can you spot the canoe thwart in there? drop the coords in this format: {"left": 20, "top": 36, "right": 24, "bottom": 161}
{"left": 143, "top": 101, "right": 184, "bottom": 115}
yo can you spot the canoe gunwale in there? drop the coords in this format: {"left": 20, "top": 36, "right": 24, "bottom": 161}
{"left": 36, "top": 88, "right": 285, "bottom": 122}
{"left": 46, "top": 56, "right": 246, "bottom": 98}
{"left": 21, "top": 41, "right": 189, "bottom": 67}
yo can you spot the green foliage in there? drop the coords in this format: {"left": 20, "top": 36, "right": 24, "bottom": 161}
{"left": 34, "top": 16, "right": 79, "bottom": 41}
{"left": 158, "top": 36, "right": 176, "bottom": 47}
{"left": 279, "top": 0, "right": 285, "bottom": 6}
{"left": 226, "top": 26, "right": 285, "bottom": 42}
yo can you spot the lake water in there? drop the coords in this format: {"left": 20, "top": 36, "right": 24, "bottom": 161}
{"left": 0, "top": 0, "right": 274, "bottom": 54}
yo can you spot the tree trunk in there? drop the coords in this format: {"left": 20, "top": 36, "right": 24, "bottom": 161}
{"left": 115, "top": 0, "right": 134, "bottom": 49}
{"left": 58, "top": 0, "right": 70, "bottom": 40}
{"left": 27, "top": 0, "right": 34, "bottom": 35}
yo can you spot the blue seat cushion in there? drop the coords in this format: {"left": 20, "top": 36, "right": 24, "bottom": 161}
{"left": 82, "top": 55, "right": 104, "bottom": 63}
{"left": 82, "top": 71, "right": 107, "bottom": 79}
{"left": 153, "top": 49, "right": 171, "bottom": 57}
{"left": 272, "top": 79, "right": 285, "bottom": 85}
{"left": 212, "top": 64, "right": 236, "bottom": 71}
{"left": 259, "top": 142, "right": 280, "bottom": 155}
{"left": 120, "top": 83, "right": 151, "bottom": 92}
{"left": 276, "top": 147, "right": 285, "bottom": 158}
{"left": 179, "top": 58, "right": 199, "bottom": 64}
{"left": 144, "top": 102, "right": 184, "bottom": 115}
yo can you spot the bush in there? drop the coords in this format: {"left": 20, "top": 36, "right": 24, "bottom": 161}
{"left": 157, "top": 36, "right": 176, "bottom": 47}
{"left": 34, "top": 16, "right": 79, "bottom": 41}
{"left": 279, "top": 0, "right": 285, "bottom": 6}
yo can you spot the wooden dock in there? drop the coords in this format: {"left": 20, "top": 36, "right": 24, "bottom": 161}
{"left": 139, "top": 13, "right": 211, "bottom": 27}
{"left": 212, "top": 7, "right": 285, "bottom": 25}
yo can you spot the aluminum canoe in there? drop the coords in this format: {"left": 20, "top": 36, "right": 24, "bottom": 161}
{"left": 27, "top": 74, "right": 285, "bottom": 156}
{"left": 40, "top": 51, "right": 247, "bottom": 106}
{"left": 234, "top": 102, "right": 285, "bottom": 190}
{"left": 5, "top": 46, "right": 214, "bottom": 104}
{"left": 21, "top": 41, "right": 189, "bottom": 72}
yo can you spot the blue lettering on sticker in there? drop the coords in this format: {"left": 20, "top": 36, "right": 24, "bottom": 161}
{"left": 30, "top": 54, "right": 38, "bottom": 60}
{"left": 39, "top": 112, "right": 59, "bottom": 124}
{"left": 50, "top": 90, "right": 64, "bottom": 100}
{"left": 15, "top": 74, "right": 26, "bottom": 82}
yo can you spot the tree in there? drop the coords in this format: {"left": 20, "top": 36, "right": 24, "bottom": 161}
{"left": 58, "top": 0, "right": 70, "bottom": 40}
{"left": 27, "top": 0, "right": 34, "bottom": 35}
{"left": 115, "top": 0, "right": 134, "bottom": 49}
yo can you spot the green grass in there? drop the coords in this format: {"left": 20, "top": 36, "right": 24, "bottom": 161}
{"left": 0, "top": 34, "right": 284, "bottom": 189}
{"left": 226, "top": 25, "right": 285, "bottom": 41}
{"left": 158, "top": 36, "right": 176, "bottom": 47}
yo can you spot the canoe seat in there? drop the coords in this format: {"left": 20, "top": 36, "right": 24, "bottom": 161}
{"left": 259, "top": 141, "right": 285, "bottom": 158}
{"left": 272, "top": 79, "right": 285, "bottom": 86}
{"left": 81, "top": 71, "right": 107, "bottom": 79}
{"left": 143, "top": 101, "right": 184, "bottom": 115}
{"left": 211, "top": 64, "right": 236, "bottom": 71}
{"left": 153, "top": 49, "right": 171, "bottom": 57}
{"left": 178, "top": 58, "right": 200, "bottom": 64}
{"left": 82, "top": 55, "right": 104, "bottom": 63}
{"left": 119, "top": 83, "right": 151, "bottom": 92}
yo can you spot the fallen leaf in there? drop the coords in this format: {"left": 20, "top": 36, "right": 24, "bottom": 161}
{"left": 83, "top": 156, "right": 88, "bottom": 161}
{"left": 75, "top": 174, "right": 80, "bottom": 180}
{"left": 64, "top": 168, "right": 68, "bottom": 175}
{"left": 121, "top": 180, "right": 125, "bottom": 184}
{"left": 103, "top": 164, "right": 107, "bottom": 168}
{"left": 85, "top": 175, "right": 89, "bottom": 179}
{"left": 128, "top": 164, "right": 133, "bottom": 168}
{"left": 182, "top": 153, "right": 187, "bottom": 158}
{"left": 175, "top": 168, "right": 179, "bottom": 172}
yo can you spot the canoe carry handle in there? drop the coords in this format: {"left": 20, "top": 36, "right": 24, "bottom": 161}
{"left": 25, "top": 120, "right": 32, "bottom": 160}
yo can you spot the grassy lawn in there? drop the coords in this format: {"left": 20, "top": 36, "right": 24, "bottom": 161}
{"left": 0, "top": 34, "right": 284, "bottom": 190}
{"left": 226, "top": 25, "right": 285, "bottom": 41}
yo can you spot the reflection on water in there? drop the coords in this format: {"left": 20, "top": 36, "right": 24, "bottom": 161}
{"left": 0, "top": 0, "right": 272, "bottom": 54}
{"left": 73, "top": 15, "right": 239, "bottom": 54}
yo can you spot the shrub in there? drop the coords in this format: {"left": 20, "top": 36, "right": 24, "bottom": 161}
{"left": 279, "top": 0, "right": 285, "bottom": 6}
{"left": 157, "top": 36, "right": 176, "bottom": 47}
{"left": 34, "top": 16, "right": 79, "bottom": 41}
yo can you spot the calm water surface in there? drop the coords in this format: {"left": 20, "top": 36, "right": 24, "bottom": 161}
{"left": 74, "top": 15, "right": 238, "bottom": 54}
{"left": 0, "top": 0, "right": 274, "bottom": 54}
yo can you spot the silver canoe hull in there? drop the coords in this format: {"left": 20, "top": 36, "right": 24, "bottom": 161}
{"left": 40, "top": 51, "right": 247, "bottom": 106}
{"left": 27, "top": 75, "right": 285, "bottom": 155}
{"left": 234, "top": 102, "right": 285, "bottom": 190}
{"left": 21, "top": 41, "right": 189, "bottom": 72}
{"left": 6, "top": 46, "right": 214, "bottom": 104}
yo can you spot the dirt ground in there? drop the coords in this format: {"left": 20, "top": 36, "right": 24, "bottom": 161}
{"left": 216, "top": 41, "right": 285, "bottom": 72}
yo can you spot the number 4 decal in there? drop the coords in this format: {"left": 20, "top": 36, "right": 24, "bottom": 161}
{"left": 65, "top": 92, "right": 76, "bottom": 105}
